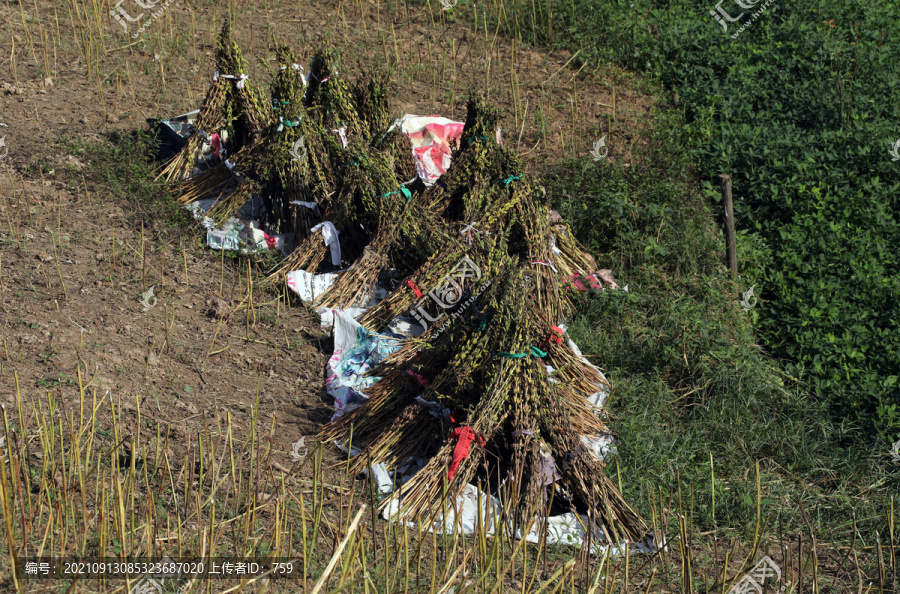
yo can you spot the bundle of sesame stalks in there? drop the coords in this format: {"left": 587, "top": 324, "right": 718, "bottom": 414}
{"left": 268, "top": 115, "right": 442, "bottom": 297}
{"left": 155, "top": 77, "right": 227, "bottom": 184}
{"left": 157, "top": 18, "right": 266, "bottom": 184}
{"left": 258, "top": 45, "right": 343, "bottom": 235}
{"left": 321, "top": 250, "right": 647, "bottom": 544}
{"left": 303, "top": 49, "right": 365, "bottom": 138}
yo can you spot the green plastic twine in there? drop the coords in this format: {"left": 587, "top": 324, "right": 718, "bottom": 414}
{"left": 494, "top": 345, "right": 547, "bottom": 359}
{"left": 467, "top": 135, "right": 491, "bottom": 145}
{"left": 277, "top": 116, "right": 302, "bottom": 132}
{"left": 499, "top": 174, "right": 524, "bottom": 187}
{"left": 494, "top": 351, "right": 528, "bottom": 359}
{"left": 382, "top": 187, "right": 412, "bottom": 201}
{"left": 529, "top": 345, "right": 548, "bottom": 358}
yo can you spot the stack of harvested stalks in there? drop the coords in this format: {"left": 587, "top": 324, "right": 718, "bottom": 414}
{"left": 158, "top": 18, "right": 266, "bottom": 185}
{"left": 159, "top": 23, "right": 649, "bottom": 546}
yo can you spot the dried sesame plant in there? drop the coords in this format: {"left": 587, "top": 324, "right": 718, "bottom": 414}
{"left": 158, "top": 23, "right": 648, "bottom": 547}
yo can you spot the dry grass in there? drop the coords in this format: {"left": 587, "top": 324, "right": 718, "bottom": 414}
{"left": 2, "top": 378, "right": 895, "bottom": 591}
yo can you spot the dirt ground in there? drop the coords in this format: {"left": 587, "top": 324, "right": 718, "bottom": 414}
{"left": 0, "top": 173, "right": 333, "bottom": 455}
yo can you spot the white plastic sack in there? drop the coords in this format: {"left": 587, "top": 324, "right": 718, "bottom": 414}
{"left": 383, "top": 483, "right": 658, "bottom": 555}
{"left": 286, "top": 270, "right": 339, "bottom": 304}
{"left": 383, "top": 484, "right": 502, "bottom": 534}
{"left": 558, "top": 324, "right": 617, "bottom": 460}
{"left": 310, "top": 221, "right": 341, "bottom": 266}
{"left": 206, "top": 218, "right": 244, "bottom": 251}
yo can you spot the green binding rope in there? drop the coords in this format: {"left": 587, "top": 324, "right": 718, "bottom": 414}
{"left": 493, "top": 345, "right": 547, "bottom": 359}
{"left": 499, "top": 174, "right": 524, "bottom": 187}
{"left": 277, "top": 115, "right": 302, "bottom": 132}
{"left": 382, "top": 187, "right": 412, "bottom": 201}
{"left": 467, "top": 135, "right": 491, "bottom": 145}
{"left": 478, "top": 312, "right": 492, "bottom": 332}
{"left": 494, "top": 351, "right": 528, "bottom": 359}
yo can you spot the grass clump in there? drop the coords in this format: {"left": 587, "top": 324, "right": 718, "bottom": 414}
{"left": 69, "top": 129, "right": 192, "bottom": 237}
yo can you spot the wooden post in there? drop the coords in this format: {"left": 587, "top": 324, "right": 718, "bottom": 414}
{"left": 720, "top": 174, "right": 737, "bottom": 275}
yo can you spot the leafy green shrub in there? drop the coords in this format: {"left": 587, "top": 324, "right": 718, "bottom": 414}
{"left": 504, "top": 0, "right": 900, "bottom": 438}
{"left": 543, "top": 108, "right": 882, "bottom": 533}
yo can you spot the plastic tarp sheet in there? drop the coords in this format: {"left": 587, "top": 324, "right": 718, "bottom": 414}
{"left": 388, "top": 114, "right": 464, "bottom": 186}
{"left": 186, "top": 198, "right": 288, "bottom": 255}
{"left": 286, "top": 269, "right": 339, "bottom": 305}
{"left": 388, "top": 113, "right": 503, "bottom": 186}
{"left": 326, "top": 309, "right": 402, "bottom": 423}
{"left": 382, "top": 486, "right": 656, "bottom": 554}
{"left": 559, "top": 324, "right": 618, "bottom": 460}
{"left": 323, "top": 308, "right": 403, "bottom": 493}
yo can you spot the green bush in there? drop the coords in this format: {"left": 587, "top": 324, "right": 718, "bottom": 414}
{"left": 545, "top": 103, "right": 899, "bottom": 534}
{"left": 503, "top": 0, "right": 900, "bottom": 438}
